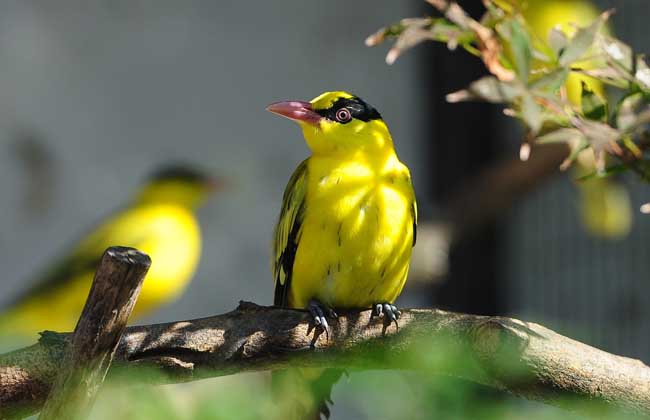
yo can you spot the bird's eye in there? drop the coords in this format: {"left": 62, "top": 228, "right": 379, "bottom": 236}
{"left": 335, "top": 108, "right": 352, "bottom": 123}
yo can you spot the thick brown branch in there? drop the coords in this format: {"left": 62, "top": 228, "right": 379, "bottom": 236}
{"left": 38, "top": 247, "right": 150, "bottom": 420}
{"left": 1, "top": 303, "right": 649, "bottom": 419}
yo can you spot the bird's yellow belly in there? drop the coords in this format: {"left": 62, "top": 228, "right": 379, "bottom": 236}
{"left": 290, "top": 180, "right": 413, "bottom": 309}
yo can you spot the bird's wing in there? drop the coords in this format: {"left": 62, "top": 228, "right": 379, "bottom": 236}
{"left": 412, "top": 198, "right": 418, "bottom": 247}
{"left": 4, "top": 208, "right": 153, "bottom": 309}
{"left": 272, "top": 159, "right": 309, "bottom": 307}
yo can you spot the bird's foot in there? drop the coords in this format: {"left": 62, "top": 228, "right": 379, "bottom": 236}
{"left": 373, "top": 303, "right": 401, "bottom": 332}
{"left": 307, "top": 299, "right": 337, "bottom": 343}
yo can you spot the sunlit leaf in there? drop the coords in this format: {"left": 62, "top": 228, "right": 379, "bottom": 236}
{"left": 635, "top": 54, "right": 650, "bottom": 90}
{"left": 446, "top": 76, "right": 521, "bottom": 103}
{"left": 599, "top": 35, "right": 633, "bottom": 71}
{"left": 559, "top": 10, "right": 612, "bottom": 66}
{"left": 548, "top": 27, "right": 568, "bottom": 58}
{"left": 581, "top": 81, "right": 608, "bottom": 122}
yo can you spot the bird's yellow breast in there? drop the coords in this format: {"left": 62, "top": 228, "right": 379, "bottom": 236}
{"left": 289, "top": 153, "right": 415, "bottom": 309}
{"left": 126, "top": 205, "right": 202, "bottom": 314}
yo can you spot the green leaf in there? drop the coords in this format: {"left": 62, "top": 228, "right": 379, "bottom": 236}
{"left": 498, "top": 19, "right": 531, "bottom": 82}
{"left": 535, "top": 128, "right": 586, "bottom": 171}
{"left": 548, "top": 27, "right": 568, "bottom": 58}
{"left": 635, "top": 54, "right": 650, "bottom": 90}
{"left": 559, "top": 11, "right": 611, "bottom": 66}
{"left": 616, "top": 92, "right": 644, "bottom": 131}
{"left": 581, "top": 81, "right": 608, "bottom": 122}
{"left": 571, "top": 117, "right": 621, "bottom": 170}
{"left": 600, "top": 35, "right": 633, "bottom": 71}
{"left": 535, "top": 128, "right": 583, "bottom": 145}
{"left": 530, "top": 68, "right": 569, "bottom": 92}
{"left": 570, "top": 67, "right": 630, "bottom": 89}
{"left": 446, "top": 76, "right": 521, "bottom": 103}
{"left": 576, "top": 164, "right": 628, "bottom": 182}
{"left": 520, "top": 93, "right": 542, "bottom": 133}
{"left": 560, "top": 137, "right": 590, "bottom": 171}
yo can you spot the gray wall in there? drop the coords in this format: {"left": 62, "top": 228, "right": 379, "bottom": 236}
{"left": 0, "top": 1, "right": 427, "bottom": 325}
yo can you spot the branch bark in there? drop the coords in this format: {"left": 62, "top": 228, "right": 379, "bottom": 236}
{"left": 1, "top": 303, "right": 649, "bottom": 419}
{"left": 38, "top": 247, "right": 150, "bottom": 420}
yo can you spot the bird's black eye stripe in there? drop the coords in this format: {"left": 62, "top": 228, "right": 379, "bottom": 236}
{"left": 315, "top": 96, "right": 382, "bottom": 123}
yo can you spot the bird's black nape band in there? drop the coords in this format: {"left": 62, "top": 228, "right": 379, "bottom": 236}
{"left": 315, "top": 96, "right": 382, "bottom": 123}
{"left": 149, "top": 164, "right": 210, "bottom": 183}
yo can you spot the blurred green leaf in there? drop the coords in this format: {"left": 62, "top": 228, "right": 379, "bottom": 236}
{"left": 622, "top": 135, "right": 643, "bottom": 158}
{"left": 562, "top": 138, "right": 590, "bottom": 171}
{"left": 559, "top": 11, "right": 611, "bottom": 66}
{"left": 576, "top": 164, "right": 628, "bottom": 182}
{"left": 571, "top": 67, "right": 630, "bottom": 89}
{"left": 521, "top": 93, "right": 542, "bottom": 133}
{"left": 572, "top": 117, "right": 621, "bottom": 170}
{"left": 530, "top": 68, "right": 569, "bottom": 91}
{"left": 447, "top": 76, "right": 521, "bottom": 103}
{"left": 536, "top": 128, "right": 583, "bottom": 145}
{"left": 616, "top": 92, "right": 645, "bottom": 130}
{"left": 600, "top": 35, "right": 633, "bottom": 71}
{"left": 635, "top": 55, "right": 650, "bottom": 90}
{"left": 581, "top": 81, "right": 608, "bottom": 122}
{"left": 548, "top": 27, "right": 568, "bottom": 58}
{"left": 498, "top": 19, "right": 532, "bottom": 82}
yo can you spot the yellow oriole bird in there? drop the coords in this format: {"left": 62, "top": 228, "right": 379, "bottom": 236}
{"left": 0, "top": 165, "right": 219, "bottom": 337}
{"left": 267, "top": 91, "right": 417, "bottom": 418}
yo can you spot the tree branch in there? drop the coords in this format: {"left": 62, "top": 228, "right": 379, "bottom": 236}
{"left": 38, "top": 247, "right": 150, "bottom": 420}
{"left": 1, "top": 302, "right": 649, "bottom": 419}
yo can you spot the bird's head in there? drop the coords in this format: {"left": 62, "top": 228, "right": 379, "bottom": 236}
{"left": 137, "top": 164, "right": 222, "bottom": 209}
{"left": 266, "top": 91, "right": 392, "bottom": 156}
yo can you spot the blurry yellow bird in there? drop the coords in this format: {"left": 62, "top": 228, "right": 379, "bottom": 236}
{"left": 0, "top": 165, "right": 219, "bottom": 337}
{"left": 267, "top": 91, "right": 417, "bottom": 418}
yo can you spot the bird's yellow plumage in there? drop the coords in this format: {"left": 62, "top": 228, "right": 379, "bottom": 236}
{"left": 270, "top": 91, "right": 416, "bottom": 311}
{"left": 0, "top": 166, "right": 217, "bottom": 337}
{"left": 267, "top": 91, "right": 416, "bottom": 419}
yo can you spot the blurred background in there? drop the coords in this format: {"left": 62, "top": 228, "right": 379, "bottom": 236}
{"left": 0, "top": 0, "right": 648, "bottom": 419}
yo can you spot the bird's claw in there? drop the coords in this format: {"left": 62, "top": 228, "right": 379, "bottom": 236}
{"left": 307, "top": 299, "right": 337, "bottom": 342}
{"left": 373, "top": 303, "right": 401, "bottom": 331}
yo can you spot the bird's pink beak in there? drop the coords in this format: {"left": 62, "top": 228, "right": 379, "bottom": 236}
{"left": 266, "top": 101, "right": 322, "bottom": 126}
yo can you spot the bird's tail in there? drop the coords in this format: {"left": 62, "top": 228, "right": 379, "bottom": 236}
{"left": 271, "top": 368, "right": 344, "bottom": 420}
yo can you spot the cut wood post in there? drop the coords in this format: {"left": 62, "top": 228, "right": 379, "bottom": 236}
{"left": 38, "top": 246, "right": 150, "bottom": 420}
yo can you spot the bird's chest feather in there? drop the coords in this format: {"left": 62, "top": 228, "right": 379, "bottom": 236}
{"left": 291, "top": 158, "right": 414, "bottom": 308}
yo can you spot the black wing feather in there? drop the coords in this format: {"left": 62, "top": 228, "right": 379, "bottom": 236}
{"left": 273, "top": 160, "right": 308, "bottom": 307}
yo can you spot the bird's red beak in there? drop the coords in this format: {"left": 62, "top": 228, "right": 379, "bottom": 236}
{"left": 266, "top": 101, "right": 322, "bottom": 126}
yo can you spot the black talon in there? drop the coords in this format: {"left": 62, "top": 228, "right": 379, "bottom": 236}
{"left": 372, "top": 302, "right": 401, "bottom": 331}
{"left": 307, "top": 299, "right": 337, "bottom": 342}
